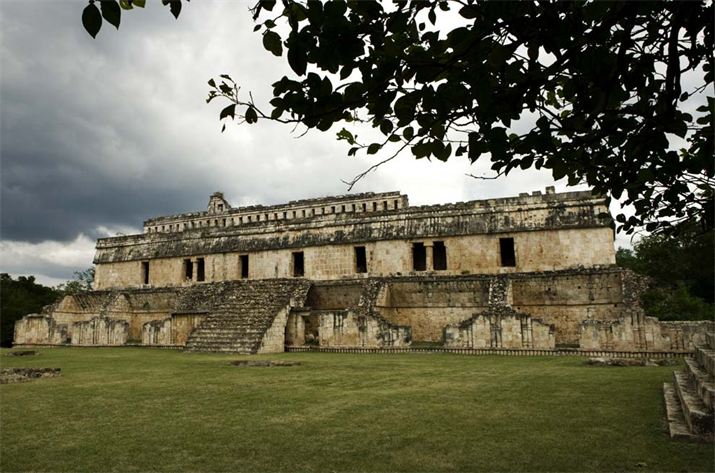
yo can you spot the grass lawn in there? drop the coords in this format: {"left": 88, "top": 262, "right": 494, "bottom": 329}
{"left": 1, "top": 347, "right": 713, "bottom": 473}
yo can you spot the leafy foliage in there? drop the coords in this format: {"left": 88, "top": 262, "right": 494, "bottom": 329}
{"left": 0, "top": 274, "right": 60, "bottom": 347}
{"left": 616, "top": 230, "right": 714, "bottom": 320}
{"left": 82, "top": 0, "right": 714, "bottom": 236}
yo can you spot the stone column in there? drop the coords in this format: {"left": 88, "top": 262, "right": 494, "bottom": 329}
{"left": 191, "top": 259, "right": 199, "bottom": 283}
{"left": 425, "top": 243, "right": 434, "bottom": 271}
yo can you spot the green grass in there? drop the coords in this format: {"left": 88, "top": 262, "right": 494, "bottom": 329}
{"left": 1, "top": 348, "right": 712, "bottom": 473}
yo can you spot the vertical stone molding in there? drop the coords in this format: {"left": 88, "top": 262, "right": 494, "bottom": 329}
{"left": 71, "top": 317, "right": 129, "bottom": 346}
{"left": 14, "top": 315, "right": 68, "bottom": 345}
{"left": 444, "top": 307, "right": 555, "bottom": 349}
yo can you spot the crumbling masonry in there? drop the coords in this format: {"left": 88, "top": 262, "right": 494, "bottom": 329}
{"left": 14, "top": 188, "right": 712, "bottom": 353}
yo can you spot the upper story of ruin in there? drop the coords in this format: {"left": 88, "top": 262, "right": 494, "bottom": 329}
{"left": 142, "top": 191, "right": 409, "bottom": 234}
{"left": 93, "top": 187, "right": 616, "bottom": 290}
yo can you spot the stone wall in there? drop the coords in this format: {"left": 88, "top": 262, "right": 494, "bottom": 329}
{"left": 71, "top": 317, "right": 129, "bottom": 346}
{"left": 285, "top": 308, "right": 412, "bottom": 348}
{"left": 444, "top": 310, "right": 555, "bottom": 349}
{"left": 579, "top": 316, "right": 714, "bottom": 351}
{"left": 443, "top": 276, "right": 555, "bottom": 349}
{"left": 258, "top": 307, "right": 291, "bottom": 354}
{"left": 94, "top": 189, "right": 614, "bottom": 290}
{"left": 142, "top": 318, "right": 172, "bottom": 346}
{"left": 373, "top": 269, "right": 627, "bottom": 343}
{"left": 14, "top": 315, "right": 68, "bottom": 345}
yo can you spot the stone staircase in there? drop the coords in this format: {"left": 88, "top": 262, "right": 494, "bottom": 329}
{"left": 184, "top": 279, "right": 310, "bottom": 354}
{"left": 664, "top": 332, "right": 715, "bottom": 442}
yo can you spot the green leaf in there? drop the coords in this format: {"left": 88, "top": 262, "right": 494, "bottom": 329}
{"left": 219, "top": 104, "right": 236, "bottom": 120}
{"left": 458, "top": 6, "right": 478, "bottom": 19}
{"left": 254, "top": 24, "right": 262, "bottom": 32}
{"left": 119, "top": 0, "right": 133, "bottom": 10}
{"left": 403, "top": 126, "right": 414, "bottom": 140}
{"left": 132, "top": 0, "right": 146, "bottom": 7}
{"left": 208, "top": 78, "right": 216, "bottom": 88}
{"left": 263, "top": 31, "right": 283, "bottom": 57}
{"left": 82, "top": 3, "right": 102, "bottom": 38}
{"left": 367, "top": 143, "right": 381, "bottom": 155}
{"left": 264, "top": 19, "right": 276, "bottom": 29}
{"left": 348, "top": 147, "right": 359, "bottom": 157}
{"left": 169, "top": 0, "right": 181, "bottom": 20}
{"left": 245, "top": 106, "right": 258, "bottom": 124}
{"left": 260, "top": 1, "right": 276, "bottom": 12}
{"left": 379, "top": 120, "right": 393, "bottom": 136}
{"left": 100, "top": 0, "right": 121, "bottom": 29}
{"left": 337, "top": 128, "right": 355, "bottom": 144}
{"left": 287, "top": 39, "right": 307, "bottom": 76}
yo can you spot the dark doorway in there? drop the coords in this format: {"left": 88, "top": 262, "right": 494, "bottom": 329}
{"left": 412, "top": 243, "right": 426, "bottom": 271}
{"left": 197, "top": 258, "right": 206, "bottom": 281}
{"left": 433, "top": 241, "right": 447, "bottom": 270}
{"left": 141, "top": 261, "right": 150, "bottom": 285}
{"left": 184, "top": 259, "right": 193, "bottom": 280}
{"left": 500, "top": 238, "right": 516, "bottom": 267}
{"left": 293, "top": 252, "right": 305, "bottom": 277}
{"left": 240, "top": 255, "right": 249, "bottom": 279}
{"left": 355, "top": 246, "right": 367, "bottom": 273}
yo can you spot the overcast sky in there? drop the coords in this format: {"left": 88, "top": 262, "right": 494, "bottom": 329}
{"left": 0, "top": 1, "right": 646, "bottom": 287}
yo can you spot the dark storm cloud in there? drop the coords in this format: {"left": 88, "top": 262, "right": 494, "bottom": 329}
{"left": 0, "top": 1, "right": 374, "bottom": 244}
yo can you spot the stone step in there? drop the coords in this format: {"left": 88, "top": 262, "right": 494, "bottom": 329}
{"left": 694, "top": 345, "right": 715, "bottom": 377}
{"left": 706, "top": 332, "right": 715, "bottom": 351}
{"left": 185, "top": 345, "right": 257, "bottom": 352}
{"left": 663, "top": 383, "right": 700, "bottom": 441}
{"left": 673, "top": 371, "right": 714, "bottom": 440}
{"left": 684, "top": 357, "right": 715, "bottom": 411}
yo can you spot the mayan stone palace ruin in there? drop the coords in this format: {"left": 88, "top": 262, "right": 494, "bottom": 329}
{"left": 13, "top": 188, "right": 715, "bottom": 439}
{"left": 15, "top": 187, "right": 712, "bottom": 354}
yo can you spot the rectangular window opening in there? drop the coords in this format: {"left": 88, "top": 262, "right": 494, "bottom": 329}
{"left": 197, "top": 258, "right": 206, "bottom": 282}
{"left": 292, "top": 251, "right": 305, "bottom": 277}
{"left": 183, "top": 259, "right": 193, "bottom": 280}
{"left": 373, "top": 202, "right": 378, "bottom": 211}
{"left": 141, "top": 261, "right": 150, "bottom": 285}
{"left": 394, "top": 200, "right": 399, "bottom": 209}
{"left": 240, "top": 255, "right": 249, "bottom": 279}
{"left": 222, "top": 218, "right": 226, "bottom": 227}
{"left": 412, "top": 243, "right": 426, "bottom": 271}
{"left": 383, "top": 201, "right": 388, "bottom": 210}
{"left": 341, "top": 205, "right": 346, "bottom": 212}
{"left": 500, "top": 238, "right": 516, "bottom": 267}
{"left": 362, "top": 203, "right": 367, "bottom": 212}
{"left": 331, "top": 206, "right": 336, "bottom": 213}
{"left": 355, "top": 247, "right": 367, "bottom": 274}
{"left": 433, "top": 241, "right": 447, "bottom": 271}
{"left": 218, "top": 204, "right": 223, "bottom": 211}
{"left": 352, "top": 204, "right": 356, "bottom": 212}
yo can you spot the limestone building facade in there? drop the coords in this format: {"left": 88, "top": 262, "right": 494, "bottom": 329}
{"left": 14, "top": 188, "right": 711, "bottom": 354}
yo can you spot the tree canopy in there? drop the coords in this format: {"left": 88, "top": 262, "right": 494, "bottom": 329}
{"left": 82, "top": 0, "right": 714, "bottom": 235}
{"left": 616, "top": 228, "right": 713, "bottom": 321}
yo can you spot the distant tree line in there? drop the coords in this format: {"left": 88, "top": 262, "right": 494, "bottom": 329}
{"left": 616, "top": 229, "right": 714, "bottom": 321}
{"left": 0, "top": 268, "right": 94, "bottom": 348}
